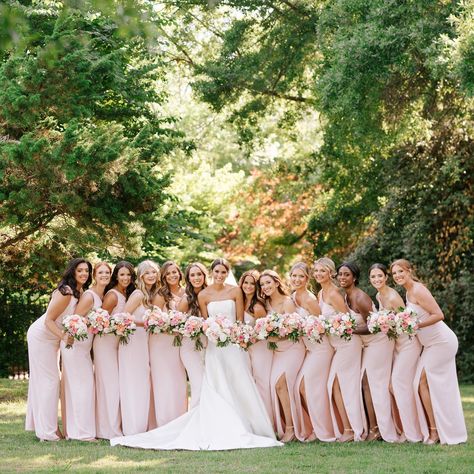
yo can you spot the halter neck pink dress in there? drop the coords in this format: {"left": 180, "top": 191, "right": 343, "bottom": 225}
{"left": 26, "top": 290, "right": 77, "bottom": 441}
{"left": 360, "top": 298, "right": 398, "bottom": 442}
{"left": 294, "top": 295, "right": 335, "bottom": 442}
{"left": 245, "top": 311, "right": 274, "bottom": 423}
{"left": 93, "top": 289, "right": 125, "bottom": 439}
{"left": 61, "top": 289, "right": 98, "bottom": 440}
{"left": 119, "top": 289, "right": 151, "bottom": 435}
{"left": 389, "top": 297, "right": 423, "bottom": 442}
{"left": 149, "top": 294, "right": 187, "bottom": 427}
{"left": 326, "top": 293, "right": 366, "bottom": 441}
{"left": 408, "top": 297, "right": 467, "bottom": 444}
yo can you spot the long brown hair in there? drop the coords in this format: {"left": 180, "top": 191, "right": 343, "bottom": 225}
{"left": 158, "top": 261, "right": 184, "bottom": 307}
{"left": 184, "top": 262, "right": 208, "bottom": 316}
{"left": 239, "top": 270, "right": 265, "bottom": 315}
{"left": 104, "top": 260, "right": 137, "bottom": 300}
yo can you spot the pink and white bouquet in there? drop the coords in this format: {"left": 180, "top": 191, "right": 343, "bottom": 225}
{"left": 325, "top": 312, "right": 356, "bottom": 341}
{"left": 168, "top": 309, "right": 189, "bottom": 347}
{"left": 181, "top": 315, "right": 205, "bottom": 351}
{"left": 253, "top": 311, "right": 303, "bottom": 350}
{"left": 367, "top": 309, "right": 398, "bottom": 340}
{"left": 86, "top": 308, "right": 112, "bottom": 336}
{"left": 280, "top": 312, "right": 305, "bottom": 342}
{"left": 143, "top": 306, "right": 170, "bottom": 334}
{"left": 394, "top": 308, "right": 419, "bottom": 339}
{"left": 110, "top": 312, "right": 136, "bottom": 345}
{"left": 230, "top": 321, "right": 256, "bottom": 351}
{"left": 62, "top": 314, "right": 89, "bottom": 348}
{"left": 203, "top": 314, "right": 233, "bottom": 347}
{"left": 303, "top": 315, "right": 327, "bottom": 344}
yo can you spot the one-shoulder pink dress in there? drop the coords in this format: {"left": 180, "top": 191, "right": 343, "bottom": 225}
{"left": 119, "top": 290, "right": 151, "bottom": 435}
{"left": 360, "top": 299, "right": 398, "bottom": 442}
{"left": 60, "top": 289, "right": 98, "bottom": 440}
{"left": 94, "top": 289, "right": 124, "bottom": 439}
{"left": 26, "top": 291, "right": 77, "bottom": 441}
{"left": 245, "top": 311, "right": 274, "bottom": 423}
{"left": 294, "top": 298, "right": 335, "bottom": 442}
{"left": 149, "top": 296, "right": 187, "bottom": 426}
{"left": 408, "top": 297, "right": 467, "bottom": 444}
{"left": 326, "top": 294, "right": 366, "bottom": 441}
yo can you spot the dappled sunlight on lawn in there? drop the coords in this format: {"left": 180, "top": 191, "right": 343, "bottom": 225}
{"left": 88, "top": 455, "right": 169, "bottom": 469}
{"left": 0, "top": 400, "right": 27, "bottom": 423}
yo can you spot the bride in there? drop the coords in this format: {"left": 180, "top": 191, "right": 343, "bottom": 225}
{"left": 111, "top": 258, "right": 282, "bottom": 450}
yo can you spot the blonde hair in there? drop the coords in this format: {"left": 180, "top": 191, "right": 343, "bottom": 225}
{"left": 259, "top": 269, "right": 289, "bottom": 299}
{"left": 313, "top": 257, "right": 337, "bottom": 279}
{"left": 136, "top": 260, "right": 161, "bottom": 308}
{"left": 93, "top": 261, "right": 112, "bottom": 283}
{"left": 390, "top": 259, "right": 420, "bottom": 282}
{"left": 290, "top": 262, "right": 311, "bottom": 281}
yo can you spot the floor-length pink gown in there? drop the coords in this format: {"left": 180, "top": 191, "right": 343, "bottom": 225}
{"left": 180, "top": 335, "right": 204, "bottom": 409}
{"left": 245, "top": 312, "right": 274, "bottom": 423}
{"left": 119, "top": 290, "right": 151, "bottom": 435}
{"left": 60, "top": 289, "right": 98, "bottom": 440}
{"left": 149, "top": 295, "right": 187, "bottom": 426}
{"left": 93, "top": 289, "right": 124, "bottom": 439}
{"left": 326, "top": 294, "right": 367, "bottom": 441}
{"left": 360, "top": 302, "right": 398, "bottom": 442}
{"left": 294, "top": 300, "right": 335, "bottom": 442}
{"left": 269, "top": 305, "right": 306, "bottom": 439}
{"left": 390, "top": 299, "right": 423, "bottom": 442}
{"left": 408, "top": 297, "right": 467, "bottom": 444}
{"left": 26, "top": 292, "right": 77, "bottom": 441}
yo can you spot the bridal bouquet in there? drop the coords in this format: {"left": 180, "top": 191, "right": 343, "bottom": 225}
{"left": 367, "top": 309, "right": 398, "bottom": 340}
{"left": 203, "top": 314, "right": 233, "bottom": 347}
{"left": 143, "top": 306, "right": 170, "bottom": 334}
{"left": 230, "top": 321, "right": 256, "bottom": 351}
{"left": 110, "top": 312, "right": 136, "bottom": 345}
{"left": 325, "top": 312, "right": 356, "bottom": 341}
{"left": 303, "top": 315, "right": 327, "bottom": 344}
{"left": 62, "top": 314, "right": 89, "bottom": 348}
{"left": 86, "top": 308, "right": 112, "bottom": 336}
{"left": 394, "top": 308, "right": 419, "bottom": 339}
{"left": 181, "top": 315, "right": 205, "bottom": 351}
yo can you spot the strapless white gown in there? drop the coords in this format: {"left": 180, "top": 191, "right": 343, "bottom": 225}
{"left": 111, "top": 300, "right": 282, "bottom": 450}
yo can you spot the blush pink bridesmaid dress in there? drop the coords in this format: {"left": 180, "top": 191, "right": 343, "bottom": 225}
{"left": 360, "top": 301, "right": 398, "bottom": 442}
{"left": 93, "top": 289, "right": 124, "bottom": 439}
{"left": 60, "top": 289, "right": 98, "bottom": 440}
{"left": 179, "top": 334, "right": 204, "bottom": 409}
{"left": 149, "top": 295, "right": 187, "bottom": 426}
{"left": 294, "top": 299, "right": 335, "bottom": 442}
{"left": 390, "top": 298, "right": 423, "bottom": 442}
{"left": 326, "top": 294, "right": 367, "bottom": 441}
{"left": 245, "top": 311, "right": 274, "bottom": 423}
{"left": 26, "top": 292, "right": 77, "bottom": 441}
{"left": 119, "top": 289, "right": 151, "bottom": 435}
{"left": 408, "top": 297, "right": 467, "bottom": 444}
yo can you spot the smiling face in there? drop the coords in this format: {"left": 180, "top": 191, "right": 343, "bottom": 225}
{"left": 117, "top": 266, "right": 132, "bottom": 290}
{"left": 337, "top": 266, "right": 355, "bottom": 289}
{"left": 75, "top": 262, "right": 90, "bottom": 286}
{"left": 259, "top": 275, "right": 278, "bottom": 297}
{"left": 369, "top": 267, "right": 388, "bottom": 290}
{"left": 290, "top": 267, "right": 307, "bottom": 290}
{"left": 391, "top": 264, "right": 411, "bottom": 286}
{"left": 142, "top": 266, "right": 158, "bottom": 286}
{"left": 188, "top": 265, "right": 205, "bottom": 289}
{"left": 313, "top": 264, "right": 331, "bottom": 284}
{"left": 212, "top": 264, "right": 228, "bottom": 284}
{"left": 241, "top": 275, "right": 257, "bottom": 297}
{"left": 165, "top": 264, "right": 181, "bottom": 287}
{"left": 94, "top": 264, "right": 111, "bottom": 286}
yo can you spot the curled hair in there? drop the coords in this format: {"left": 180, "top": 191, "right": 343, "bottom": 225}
{"left": 390, "top": 259, "right": 420, "bottom": 282}
{"left": 313, "top": 257, "right": 337, "bottom": 280}
{"left": 337, "top": 261, "right": 361, "bottom": 285}
{"left": 158, "top": 261, "right": 184, "bottom": 308}
{"left": 184, "top": 262, "right": 208, "bottom": 316}
{"left": 239, "top": 270, "right": 265, "bottom": 315}
{"left": 104, "top": 261, "right": 137, "bottom": 300}
{"left": 369, "top": 263, "right": 388, "bottom": 276}
{"left": 259, "top": 269, "right": 289, "bottom": 299}
{"left": 57, "top": 258, "right": 92, "bottom": 300}
{"left": 290, "top": 262, "right": 311, "bottom": 282}
{"left": 136, "top": 260, "right": 160, "bottom": 308}
{"left": 210, "top": 258, "right": 230, "bottom": 273}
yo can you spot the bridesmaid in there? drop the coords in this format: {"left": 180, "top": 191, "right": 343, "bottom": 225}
{"left": 61, "top": 261, "right": 111, "bottom": 441}
{"left": 177, "top": 262, "right": 207, "bottom": 409}
{"left": 26, "top": 258, "right": 91, "bottom": 441}
{"left": 151, "top": 261, "right": 187, "bottom": 426}
{"left": 391, "top": 259, "right": 467, "bottom": 445}
{"left": 342, "top": 263, "right": 398, "bottom": 442}
{"left": 291, "top": 262, "right": 335, "bottom": 443}
{"left": 239, "top": 270, "right": 274, "bottom": 422}
{"left": 259, "top": 269, "right": 305, "bottom": 442}
{"left": 120, "top": 260, "right": 157, "bottom": 435}
{"left": 95, "top": 261, "right": 136, "bottom": 439}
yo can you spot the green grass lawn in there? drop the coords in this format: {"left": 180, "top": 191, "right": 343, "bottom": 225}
{"left": 0, "top": 380, "right": 472, "bottom": 473}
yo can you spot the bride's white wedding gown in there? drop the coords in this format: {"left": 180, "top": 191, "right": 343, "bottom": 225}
{"left": 111, "top": 300, "right": 282, "bottom": 450}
